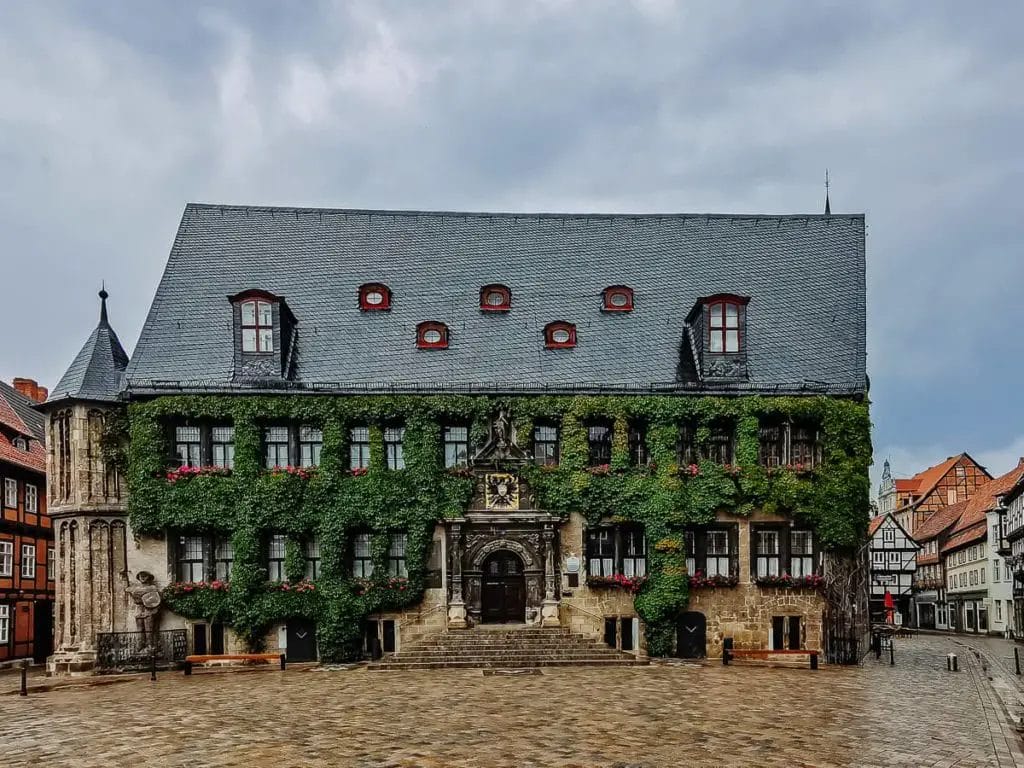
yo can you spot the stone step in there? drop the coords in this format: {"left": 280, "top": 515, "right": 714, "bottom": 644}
{"left": 388, "top": 651, "right": 630, "bottom": 661}
{"left": 368, "top": 657, "right": 648, "bottom": 671}
{"left": 405, "top": 640, "right": 599, "bottom": 650}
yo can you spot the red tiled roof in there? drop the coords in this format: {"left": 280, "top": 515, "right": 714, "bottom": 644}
{"left": 895, "top": 479, "right": 920, "bottom": 493}
{"left": 915, "top": 499, "right": 969, "bottom": 542}
{"left": 0, "top": 435, "right": 45, "bottom": 473}
{"left": 0, "top": 391, "right": 30, "bottom": 435}
{"left": 868, "top": 516, "right": 885, "bottom": 536}
{"left": 918, "top": 552, "right": 939, "bottom": 566}
{"left": 0, "top": 381, "right": 46, "bottom": 474}
{"left": 941, "top": 459, "right": 1024, "bottom": 554}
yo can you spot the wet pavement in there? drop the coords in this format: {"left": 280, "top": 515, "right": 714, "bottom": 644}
{"left": 1, "top": 634, "right": 1022, "bottom": 767}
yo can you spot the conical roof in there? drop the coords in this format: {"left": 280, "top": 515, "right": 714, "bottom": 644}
{"left": 45, "top": 289, "right": 129, "bottom": 406}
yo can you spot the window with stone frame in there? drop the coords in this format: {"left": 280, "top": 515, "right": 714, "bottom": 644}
{"left": 705, "top": 529, "right": 731, "bottom": 576}
{"left": 789, "top": 530, "right": 815, "bottom": 576}
{"left": 682, "top": 526, "right": 739, "bottom": 578}
{"left": 263, "top": 426, "right": 290, "bottom": 469}
{"left": 174, "top": 425, "right": 201, "bottom": 468}
{"left": 299, "top": 425, "right": 323, "bottom": 468}
{"left": 586, "top": 525, "right": 647, "bottom": 578}
{"left": 533, "top": 423, "right": 560, "bottom": 466}
{"left": 384, "top": 426, "right": 405, "bottom": 470}
{"left": 443, "top": 425, "right": 470, "bottom": 468}
{"left": 214, "top": 536, "right": 233, "bottom": 581}
{"left": 701, "top": 421, "right": 734, "bottom": 464}
{"left": 55, "top": 410, "right": 72, "bottom": 501}
{"left": 352, "top": 532, "right": 374, "bottom": 578}
{"left": 628, "top": 421, "right": 649, "bottom": 467}
{"left": 587, "top": 421, "right": 613, "bottom": 467}
{"left": 678, "top": 423, "right": 697, "bottom": 466}
{"left": 753, "top": 528, "right": 781, "bottom": 577}
{"left": 266, "top": 533, "right": 287, "bottom": 582}
{"left": 791, "top": 422, "right": 822, "bottom": 468}
{"left": 47, "top": 548, "right": 55, "bottom": 581}
{"left": 349, "top": 427, "right": 370, "bottom": 470}
{"left": 758, "top": 418, "right": 784, "bottom": 468}
{"left": 387, "top": 533, "right": 408, "bottom": 577}
{"left": 176, "top": 534, "right": 206, "bottom": 582}
{"left": 305, "top": 535, "right": 321, "bottom": 580}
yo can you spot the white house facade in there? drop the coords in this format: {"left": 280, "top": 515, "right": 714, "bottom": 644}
{"left": 867, "top": 513, "right": 918, "bottom": 624}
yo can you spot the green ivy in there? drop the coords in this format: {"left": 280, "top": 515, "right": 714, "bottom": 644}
{"left": 125, "top": 394, "right": 870, "bottom": 661}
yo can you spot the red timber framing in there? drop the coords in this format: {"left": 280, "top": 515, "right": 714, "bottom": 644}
{"left": 894, "top": 454, "right": 992, "bottom": 539}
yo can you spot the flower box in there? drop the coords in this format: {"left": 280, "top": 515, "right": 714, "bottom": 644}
{"left": 272, "top": 579, "right": 316, "bottom": 593}
{"left": 587, "top": 574, "right": 648, "bottom": 593}
{"left": 164, "top": 579, "right": 230, "bottom": 597}
{"left": 268, "top": 465, "right": 316, "bottom": 480}
{"left": 687, "top": 572, "right": 738, "bottom": 588}
{"left": 165, "top": 466, "right": 232, "bottom": 483}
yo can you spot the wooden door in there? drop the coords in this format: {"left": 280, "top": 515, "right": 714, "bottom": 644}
{"left": 286, "top": 619, "right": 317, "bottom": 662}
{"left": 481, "top": 551, "right": 525, "bottom": 623}
{"left": 32, "top": 601, "right": 53, "bottom": 662}
{"left": 676, "top": 611, "right": 706, "bottom": 658}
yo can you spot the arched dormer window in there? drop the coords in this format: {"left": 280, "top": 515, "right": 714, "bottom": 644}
{"left": 359, "top": 283, "right": 392, "bottom": 311}
{"left": 544, "top": 321, "right": 577, "bottom": 349}
{"left": 705, "top": 294, "right": 748, "bottom": 354}
{"left": 602, "top": 286, "right": 634, "bottom": 312}
{"left": 416, "top": 321, "right": 449, "bottom": 349}
{"left": 480, "top": 284, "right": 512, "bottom": 312}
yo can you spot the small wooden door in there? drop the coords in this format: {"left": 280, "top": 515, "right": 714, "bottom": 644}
{"left": 32, "top": 601, "right": 53, "bottom": 662}
{"left": 676, "top": 611, "right": 706, "bottom": 658}
{"left": 286, "top": 619, "right": 317, "bottom": 662}
{"left": 481, "top": 551, "right": 526, "bottom": 623}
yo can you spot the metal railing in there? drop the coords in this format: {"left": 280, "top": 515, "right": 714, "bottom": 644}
{"left": 95, "top": 630, "right": 188, "bottom": 673}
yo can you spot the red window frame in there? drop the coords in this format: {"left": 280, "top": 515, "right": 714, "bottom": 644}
{"left": 359, "top": 283, "right": 392, "bottom": 311}
{"left": 416, "top": 321, "right": 449, "bottom": 349}
{"left": 705, "top": 294, "right": 748, "bottom": 354}
{"left": 544, "top": 322, "right": 577, "bottom": 349}
{"left": 240, "top": 298, "right": 274, "bottom": 353}
{"left": 480, "top": 284, "right": 512, "bottom": 312}
{"left": 602, "top": 285, "right": 634, "bottom": 312}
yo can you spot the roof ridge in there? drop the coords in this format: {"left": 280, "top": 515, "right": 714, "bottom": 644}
{"left": 184, "top": 202, "right": 866, "bottom": 221}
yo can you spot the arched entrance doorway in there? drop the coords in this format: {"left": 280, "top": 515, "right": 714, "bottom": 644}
{"left": 481, "top": 550, "right": 526, "bottom": 623}
{"left": 676, "top": 611, "right": 707, "bottom": 658}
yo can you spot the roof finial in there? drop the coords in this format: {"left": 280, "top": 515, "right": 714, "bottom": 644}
{"left": 824, "top": 169, "right": 831, "bottom": 215}
{"left": 99, "top": 283, "right": 109, "bottom": 326}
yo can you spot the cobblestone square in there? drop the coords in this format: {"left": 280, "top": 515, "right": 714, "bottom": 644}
{"left": 2, "top": 635, "right": 1022, "bottom": 768}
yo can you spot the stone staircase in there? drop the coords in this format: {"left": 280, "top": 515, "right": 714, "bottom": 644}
{"left": 367, "top": 625, "right": 648, "bottom": 670}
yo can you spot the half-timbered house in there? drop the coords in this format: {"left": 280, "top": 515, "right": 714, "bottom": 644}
{"left": 867, "top": 513, "right": 918, "bottom": 623}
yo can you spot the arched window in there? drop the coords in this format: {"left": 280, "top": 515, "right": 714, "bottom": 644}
{"left": 544, "top": 322, "right": 577, "bottom": 349}
{"left": 416, "top": 321, "right": 449, "bottom": 349}
{"left": 602, "top": 286, "right": 634, "bottom": 312}
{"left": 480, "top": 284, "right": 512, "bottom": 312}
{"left": 706, "top": 296, "right": 745, "bottom": 354}
{"left": 240, "top": 299, "right": 274, "bottom": 352}
{"left": 54, "top": 410, "right": 72, "bottom": 502}
{"left": 359, "top": 283, "right": 392, "bottom": 311}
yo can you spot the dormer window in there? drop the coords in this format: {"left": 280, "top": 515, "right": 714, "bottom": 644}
{"left": 480, "top": 284, "right": 511, "bottom": 312}
{"left": 417, "top": 321, "right": 449, "bottom": 349}
{"left": 241, "top": 299, "right": 273, "bottom": 353}
{"left": 708, "top": 298, "right": 742, "bottom": 353}
{"left": 12, "top": 437, "right": 28, "bottom": 452}
{"left": 359, "top": 283, "right": 391, "bottom": 311}
{"left": 544, "top": 322, "right": 576, "bottom": 349}
{"left": 602, "top": 286, "right": 634, "bottom": 312}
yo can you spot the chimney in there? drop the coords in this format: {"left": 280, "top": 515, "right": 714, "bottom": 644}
{"left": 12, "top": 378, "right": 45, "bottom": 403}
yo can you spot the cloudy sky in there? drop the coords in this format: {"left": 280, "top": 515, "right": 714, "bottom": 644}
{"left": 1, "top": 1, "right": 1022, "bottom": 489}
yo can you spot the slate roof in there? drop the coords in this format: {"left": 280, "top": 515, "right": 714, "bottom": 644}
{"left": 0, "top": 380, "right": 46, "bottom": 473}
{"left": 124, "top": 204, "right": 867, "bottom": 394}
{"left": 46, "top": 290, "right": 129, "bottom": 405}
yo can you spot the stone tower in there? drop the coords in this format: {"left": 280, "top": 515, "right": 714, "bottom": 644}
{"left": 38, "top": 289, "right": 130, "bottom": 675}
{"left": 878, "top": 459, "right": 896, "bottom": 517}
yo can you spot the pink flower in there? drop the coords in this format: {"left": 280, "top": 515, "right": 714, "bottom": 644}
{"left": 687, "top": 464, "right": 700, "bottom": 477}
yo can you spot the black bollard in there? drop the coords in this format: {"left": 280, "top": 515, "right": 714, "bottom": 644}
{"left": 150, "top": 650, "right": 157, "bottom": 682}
{"left": 810, "top": 652, "right": 818, "bottom": 670}
{"left": 280, "top": 653, "right": 286, "bottom": 671}
{"left": 20, "top": 661, "right": 28, "bottom": 696}
{"left": 1016, "top": 647, "right": 1021, "bottom": 676}
{"left": 722, "top": 637, "right": 733, "bottom": 666}
{"left": 889, "top": 642, "right": 894, "bottom": 666}
{"left": 947, "top": 653, "right": 958, "bottom": 672}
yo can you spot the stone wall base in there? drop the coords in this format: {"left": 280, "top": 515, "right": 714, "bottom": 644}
{"left": 47, "top": 649, "right": 98, "bottom": 677}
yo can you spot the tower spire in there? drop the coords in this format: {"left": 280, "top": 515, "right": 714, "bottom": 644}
{"left": 824, "top": 169, "right": 831, "bottom": 215}
{"left": 99, "top": 283, "right": 109, "bottom": 326}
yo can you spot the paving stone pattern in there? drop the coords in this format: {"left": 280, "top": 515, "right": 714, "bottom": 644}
{"left": 2, "top": 635, "right": 1022, "bottom": 767}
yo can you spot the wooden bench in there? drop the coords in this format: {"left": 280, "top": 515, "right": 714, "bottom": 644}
{"left": 183, "top": 653, "right": 286, "bottom": 675}
{"left": 722, "top": 642, "right": 819, "bottom": 670}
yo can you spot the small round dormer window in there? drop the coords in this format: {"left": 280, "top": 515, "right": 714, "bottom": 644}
{"left": 551, "top": 329, "right": 571, "bottom": 344}
{"left": 544, "top": 321, "right": 577, "bottom": 349}
{"left": 365, "top": 290, "right": 384, "bottom": 306}
{"left": 423, "top": 328, "right": 442, "bottom": 344}
{"left": 359, "top": 283, "right": 392, "bottom": 311}
{"left": 602, "top": 286, "right": 634, "bottom": 312}
{"left": 480, "top": 284, "right": 512, "bottom": 312}
{"left": 416, "top": 321, "right": 449, "bottom": 349}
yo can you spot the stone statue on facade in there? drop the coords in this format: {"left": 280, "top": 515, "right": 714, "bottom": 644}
{"left": 126, "top": 571, "right": 162, "bottom": 650}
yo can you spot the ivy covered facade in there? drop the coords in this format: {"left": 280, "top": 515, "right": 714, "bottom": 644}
{"left": 41, "top": 205, "right": 869, "bottom": 672}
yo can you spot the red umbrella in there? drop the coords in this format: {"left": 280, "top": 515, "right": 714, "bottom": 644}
{"left": 884, "top": 589, "right": 895, "bottom": 624}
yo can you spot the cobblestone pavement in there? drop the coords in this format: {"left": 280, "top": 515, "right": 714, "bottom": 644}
{"left": 2, "top": 634, "right": 1022, "bottom": 768}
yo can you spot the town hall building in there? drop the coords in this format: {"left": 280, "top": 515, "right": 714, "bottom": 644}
{"left": 40, "top": 204, "right": 870, "bottom": 673}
